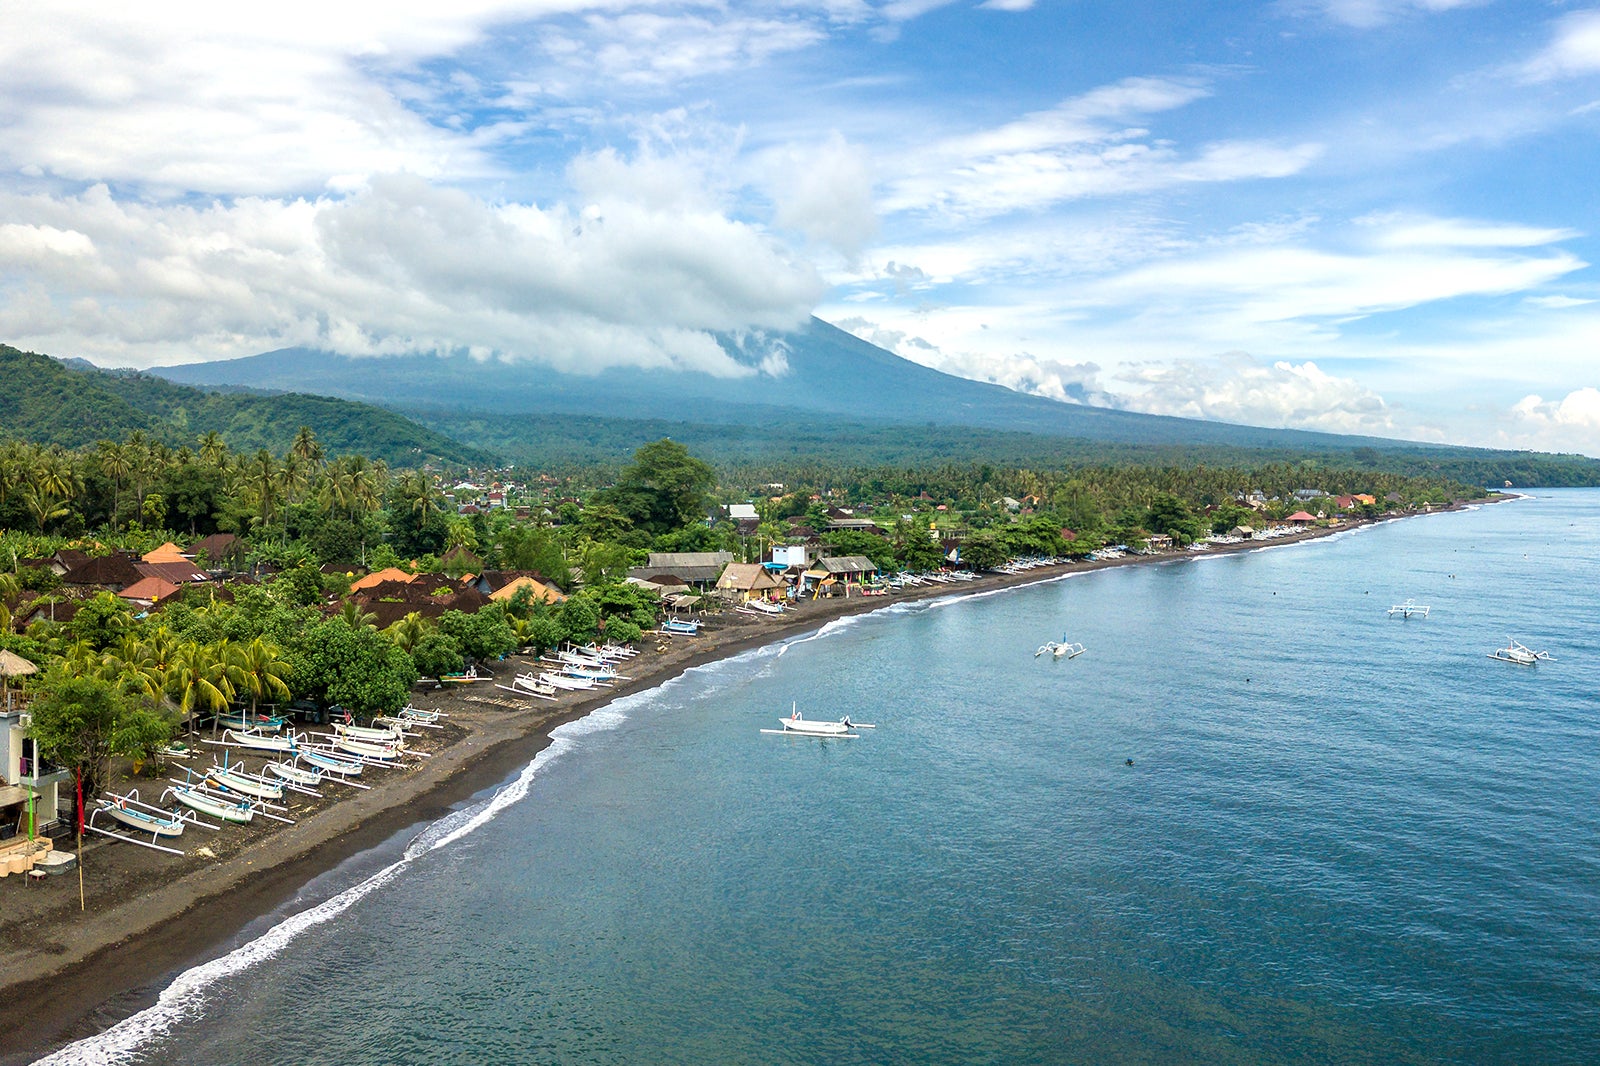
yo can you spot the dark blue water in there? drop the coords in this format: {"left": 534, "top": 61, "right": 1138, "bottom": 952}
{"left": 44, "top": 492, "right": 1600, "bottom": 1065}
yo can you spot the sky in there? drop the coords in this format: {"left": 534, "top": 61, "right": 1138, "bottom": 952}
{"left": 3, "top": 1, "right": 1600, "bottom": 455}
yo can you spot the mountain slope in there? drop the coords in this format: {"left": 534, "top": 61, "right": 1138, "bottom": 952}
{"left": 154, "top": 317, "right": 1394, "bottom": 451}
{"left": 0, "top": 344, "right": 491, "bottom": 466}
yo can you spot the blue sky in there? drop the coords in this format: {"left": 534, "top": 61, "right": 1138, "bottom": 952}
{"left": 2, "top": 1, "right": 1599, "bottom": 454}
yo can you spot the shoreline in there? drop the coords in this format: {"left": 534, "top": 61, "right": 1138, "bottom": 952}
{"left": 0, "top": 508, "right": 1482, "bottom": 1063}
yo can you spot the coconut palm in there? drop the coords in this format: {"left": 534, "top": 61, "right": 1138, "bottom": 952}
{"left": 385, "top": 611, "right": 429, "bottom": 653}
{"left": 167, "top": 642, "right": 236, "bottom": 729}
{"left": 245, "top": 450, "right": 282, "bottom": 531}
{"left": 290, "top": 425, "right": 324, "bottom": 468}
{"left": 198, "top": 430, "right": 228, "bottom": 467}
{"left": 231, "top": 638, "right": 292, "bottom": 716}
{"left": 96, "top": 441, "right": 132, "bottom": 529}
{"left": 337, "top": 601, "right": 378, "bottom": 630}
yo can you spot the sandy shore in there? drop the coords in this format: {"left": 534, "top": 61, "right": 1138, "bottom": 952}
{"left": 0, "top": 513, "right": 1450, "bottom": 1063}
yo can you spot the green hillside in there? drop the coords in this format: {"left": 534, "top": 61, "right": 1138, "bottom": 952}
{"left": 0, "top": 344, "right": 492, "bottom": 467}
{"left": 413, "top": 407, "right": 1600, "bottom": 487}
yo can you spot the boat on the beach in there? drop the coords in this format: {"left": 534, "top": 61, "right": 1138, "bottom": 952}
{"left": 661, "top": 618, "right": 700, "bottom": 635}
{"left": 301, "top": 747, "right": 365, "bottom": 778}
{"left": 208, "top": 764, "right": 286, "bottom": 801}
{"left": 163, "top": 782, "right": 256, "bottom": 824}
{"left": 95, "top": 791, "right": 186, "bottom": 840}
{"left": 332, "top": 734, "right": 405, "bottom": 762}
{"left": 222, "top": 727, "right": 302, "bottom": 752}
{"left": 334, "top": 720, "right": 405, "bottom": 744}
{"left": 1388, "top": 600, "right": 1431, "bottom": 618}
{"left": 216, "top": 710, "right": 287, "bottom": 733}
{"left": 267, "top": 759, "right": 322, "bottom": 788}
{"left": 1488, "top": 638, "right": 1554, "bottom": 665}
{"left": 539, "top": 671, "right": 598, "bottom": 691}
{"left": 396, "top": 704, "right": 446, "bottom": 724}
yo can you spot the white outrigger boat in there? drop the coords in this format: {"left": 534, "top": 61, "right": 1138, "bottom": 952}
{"left": 300, "top": 747, "right": 369, "bottom": 783}
{"left": 1035, "top": 639, "right": 1086, "bottom": 659}
{"left": 540, "top": 671, "right": 598, "bottom": 692}
{"left": 334, "top": 720, "right": 404, "bottom": 744}
{"left": 1488, "top": 638, "right": 1554, "bottom": 665}
{"left": 497, "top": 673, "right": 559, "bottom": 700}
{"left": 330, "top": 734, "right": 405, "bottom": 762}
{"left": 89, "top": 789, "right": 191, "bottom": 854}
{"left": 1388, "top": 600, "right": 1431, "bottom": 618}
{"left": 267, "top": 758, "right": 323, "bottom": 788}
{"left": 396, "top": 704, "right": 447, "bottom": 724}
{"left": 761, "top": 705, "right": 876, "bottom": 738}
{"left": 215, "top": 710, "right": 287, "bottom": 733}
{"left": 163, "top": 781, "right": 256, "bottom": 824}
{"left": 216, "top": 727, "right": 303, "bottom": 752}
{"left": 207, "top": 763, "right": 286, "bottom": 801}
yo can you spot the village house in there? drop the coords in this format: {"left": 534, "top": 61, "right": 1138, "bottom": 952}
{"left": 628, "top": 552, "right": 734, "bottom": 591}
{"left": 800, "top": 555, "right": 880, "bottom": 598}
{"left": 715, "top": 563, "right": 788, "bottom": 603}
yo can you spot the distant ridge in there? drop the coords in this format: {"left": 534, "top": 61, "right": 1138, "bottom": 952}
{"left": 155, "top": 317, "right": 1399, "bottom": 452}
{"left": 0, "top": 344, "right": 490, "bottom": 467}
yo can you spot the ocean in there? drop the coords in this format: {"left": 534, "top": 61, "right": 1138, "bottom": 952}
{"left": 38, "top": 491, "right": 1600, "bottom": 1065}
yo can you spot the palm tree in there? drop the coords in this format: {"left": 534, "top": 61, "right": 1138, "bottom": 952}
{"left": 97, "top": 441, "right": 132, "bottom": 530}
{"left": 167, "top": 641, "right": 236, "bottom": 730}
{"left": 290, "top": 425, "right": 324, "bottom": 468}
{"left": 198, "top": 431, "right": 228, "bottom": 467}
{"left": 19, "top": 482, "right": 69, "bottom": 534}
{"left": 231, "top": 638, "right": 292, "bottom": 716}
{"left": 402, "top": 471, "right": 442, "bottom": 527}
{"left": 245, "top": 450, "right": 281, "bottom": 531}
{"left": 337, "top": 601, "right": 378, "bottom": 630}
{"left": 385, "top": 611, "right": 429, "bottom": 653}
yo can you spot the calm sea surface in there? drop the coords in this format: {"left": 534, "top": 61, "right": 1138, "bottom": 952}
{"left": 41, "top": 491, "right": 1600, "bottom": 1065}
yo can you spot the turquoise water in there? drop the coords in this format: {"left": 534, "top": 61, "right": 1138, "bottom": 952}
{"left": 40, "top": 492, "right": 1600, "bottom": 1064}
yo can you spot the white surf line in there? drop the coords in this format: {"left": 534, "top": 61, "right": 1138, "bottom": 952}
{"left": 36, "top": 696, "right": 646, "bottom": 1065}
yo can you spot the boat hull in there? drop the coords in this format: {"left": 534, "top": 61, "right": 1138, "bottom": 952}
{"left": 779, "top": 716, "right": 852, "bottom": 735}
{"left": 104, "top": 803, "right": 185, "bottom": 837}
{"left": 171, "top": 787, "right": 254, "bottom": 823}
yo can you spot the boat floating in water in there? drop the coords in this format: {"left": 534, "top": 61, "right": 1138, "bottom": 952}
{"left": 1488, "top": 638, "right": 1555, "bottom": 665}
{"left": 1035, "top": 639, "right": 1086, "bottom": 659}
{"left": 761, "top": 705, "right": 876, "bottom": 738}
{"left": 1388, "top": 600, "right": 1431, "bottom": 618}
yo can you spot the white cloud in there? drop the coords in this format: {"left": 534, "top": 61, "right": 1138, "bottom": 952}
{"left": 763, "top": 133, "right": 878, "bottom": 260}
{"left": 0, "top": 2, "right": 602, "bottom": 194}
{"left": 1114, "top": 353, "right": 1400, "bottom": 434}
{"left": 1359, "top": 213, "right": 1581, "bottom": 249}
{"left": 0, "top": 172, "right": 824, "bottom": 373}
{"left": 1523, "top": 294, "right": 1595, "bottom": 309}
{"left": 1521, "top": 9, "right": 1600, "bottom": 82}
{"left": 1503, "top": 388, "right": 1600, "bottom": 456}
{"left": 883, "top": 77, "right": 1322, "bottom": 220}
{"left": 542, "top": 12, "right": 827, "bottom": 88}
{"left": 1082, "top": 244, "right": 1584, "bottom": 327}
{"left": 832, "top": 314, "right": 1114, "bottom": 404}
{"left": 1298, "top": 0, "right": 1481, "bottom": 30}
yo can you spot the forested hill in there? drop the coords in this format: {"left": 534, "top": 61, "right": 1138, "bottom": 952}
{"left": 0, "top": 344, "right": 492, "bottom": 467}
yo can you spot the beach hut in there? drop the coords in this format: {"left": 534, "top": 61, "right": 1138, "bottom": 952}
{"left": 715, "top": 563, "right": 787, "bottom": 603}
{"left": 1285, "top": 511, "right": 1318, "bottom": 526}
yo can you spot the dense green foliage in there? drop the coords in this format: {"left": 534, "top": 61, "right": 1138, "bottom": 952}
{"left": 409, "top": 408, "right": 1600, "bottom": 489}
{"left": 1, "top": 344, "right": 489, "bottom": 467}
{"left": 27, "top": 672, "right": 174, "bottom": 801}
